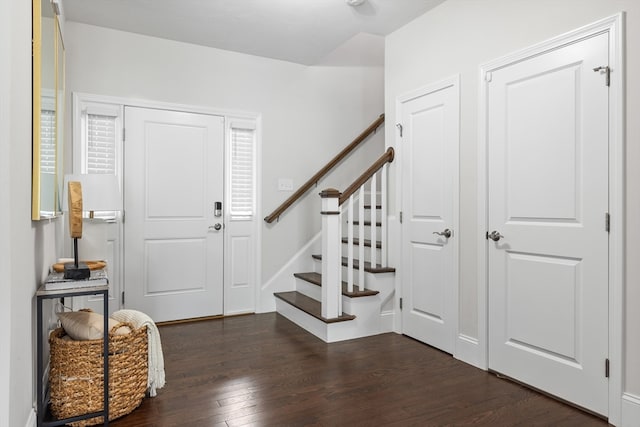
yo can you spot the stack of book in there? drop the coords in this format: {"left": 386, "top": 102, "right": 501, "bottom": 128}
{"left": 43, "top": 267, "right": 108, "bottom": 290}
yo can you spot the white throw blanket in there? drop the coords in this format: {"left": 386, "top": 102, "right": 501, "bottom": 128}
{"left": 112, "top": 309, "right": 166, "bottom": 397}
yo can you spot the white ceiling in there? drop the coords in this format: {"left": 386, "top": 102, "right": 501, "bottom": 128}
{"left": 60, "top": 0, "right": 445, "bottom": 65}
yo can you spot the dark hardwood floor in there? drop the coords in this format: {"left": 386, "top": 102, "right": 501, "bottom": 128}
{"left": 111, "top": 313, "right": 608, "bottom": 427}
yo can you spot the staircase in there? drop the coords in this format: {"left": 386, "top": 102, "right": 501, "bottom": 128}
{"left": 273, "top": 145, "right": 396, "bottom": 342}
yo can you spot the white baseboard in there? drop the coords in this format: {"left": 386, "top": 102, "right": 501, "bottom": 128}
{"left": 25, "top": 408, "right": 36, "bottom": 427}
{"left": 621, "top": 392, "right": 640, "bottom": 427}
{"left": 379, "top": 311, "right": 394, "bottom": 333}
{"left": 454, "top": 333, "right": 484, "bottom": 369}
{"left": 258, "top": 232, "right": 321, "bottom": 313}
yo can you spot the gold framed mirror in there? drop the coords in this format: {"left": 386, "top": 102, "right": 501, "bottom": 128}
{"left": 32, "top": 0, "right": 64, "bottom": 220}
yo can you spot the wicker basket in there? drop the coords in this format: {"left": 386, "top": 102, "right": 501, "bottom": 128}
{"left": 48, "top": 322, "right": 148, "bottom": 426}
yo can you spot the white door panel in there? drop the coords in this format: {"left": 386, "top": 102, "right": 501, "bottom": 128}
{"left": 400, "top": 78, "right": 459, "bottom": 354}
{"left": 124, "top": 107, "right": 224, "bottom": 322}
{"left": 409, "top": 243, "right": 446, "bottom": 321}
{"left": 487, "top": 33, "right": 609, "bottom": 415}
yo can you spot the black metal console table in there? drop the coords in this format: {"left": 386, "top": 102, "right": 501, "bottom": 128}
{"left": 35, "top": 284, "right": 109, "bottom": 427}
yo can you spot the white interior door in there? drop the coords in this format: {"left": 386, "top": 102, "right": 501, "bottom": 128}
{"left": 124, "top": 107, "right": 224, "bottom": 322}
{"left": 486, "top": 33, "right": 609, "bottom": 415}
{"left": 400, "top": 78, "right": 459, "bottom": 354}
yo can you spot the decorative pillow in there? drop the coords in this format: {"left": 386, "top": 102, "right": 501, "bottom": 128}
{"left": 57, "top": 310, "right": 131, "bottom": 340}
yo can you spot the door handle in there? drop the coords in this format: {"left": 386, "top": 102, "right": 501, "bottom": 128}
{"left": 487, "top": 230, "right": 503, "bottom": 242}
{"left": 433, "top": 228, "right": 452, "bottom": 238}
{"left": 209, "top": 223, "right": 222, "bottom": 231}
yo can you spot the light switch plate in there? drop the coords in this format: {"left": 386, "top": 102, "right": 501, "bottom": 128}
{"left": 278, "top": 178, "right": 293, "bottom": 191}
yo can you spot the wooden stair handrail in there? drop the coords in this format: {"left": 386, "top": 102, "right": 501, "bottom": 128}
{"left": 264, "top": 114, "right": 385, "bottom": 223}
{"left": 339, "top": 147, "right": 394, "bottom": 206}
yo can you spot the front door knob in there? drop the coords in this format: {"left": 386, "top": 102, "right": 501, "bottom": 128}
{"left": 488, "top": 230, "right": 504, "bottom": 241}
{"left": 433, "top": 228, "right": 452, "bottom": 238}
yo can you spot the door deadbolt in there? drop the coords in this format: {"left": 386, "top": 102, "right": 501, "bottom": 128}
{"left": 433, "top": 228, "right": 452, "bottom": 238}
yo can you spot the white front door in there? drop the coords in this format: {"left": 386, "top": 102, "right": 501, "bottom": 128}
{"left": 486, "top": 33, "right": 609, "bottom": 415}
{"left": 124, "top": 107, "right": 225, "bottom": 322}
{"left": 400, "top": 77, "right": 459, "bottom": 354}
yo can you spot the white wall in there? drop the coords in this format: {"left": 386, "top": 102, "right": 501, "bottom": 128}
{"left": 0, "top": 0, "right": 12, "bottom": 423}
{"left": 386, "top": 0, "right": 639, "bottom": 404}
{"left": 0, "top": 0, "right": 62, "bottom": 426}
{"left": 64, "top": 23, "right": 384, "bottom": 310}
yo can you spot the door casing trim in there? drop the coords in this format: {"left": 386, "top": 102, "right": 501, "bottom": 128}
{"left": 476, "top": 13, "right": 625, "bottom": 424}
{"left": 72, "top": 91, "right": 262, "bottom": 317}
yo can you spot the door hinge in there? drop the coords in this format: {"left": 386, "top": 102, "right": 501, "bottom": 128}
{"left": 399, "top": 297, "right": 403, "bottom": 310}
{"left": 593, "top": 65, "right": 610, "bottom": 87}
{"left": 396, "top": 123, "right": 403, "bottom": 138}
{"left": 605, "top": 358, "right": 610, "bottom": 378}
{"left": 485, "top": 71, "right": 493, "bottom": 82}
{"left": 605, "top": 212, "right": 610, "bottom": 232}
{"left": 122, "top": 127, "right": 126, "bottom": 142}
{"left": 399, "top": 211, "right": 403, "bottom": 224}
{"left": 121, "top": 291, "right": 125, "bottom": 305}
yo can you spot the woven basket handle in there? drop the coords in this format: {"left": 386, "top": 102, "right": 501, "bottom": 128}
{"left": 109, "top": 321, "right": 135, "bottom": 336}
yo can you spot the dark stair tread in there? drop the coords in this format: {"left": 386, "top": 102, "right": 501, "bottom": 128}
{"left": 293, "top": 272, "right": 379, "bottom": 298}
{"left": 341, "top": 237, "right": 381, "bottom": 248}
{"left": 363, "top": 204, "right": 382, "bottom": 210}
{"left": 351, "top": 220, "right": 382, "bottom": 227}
{"left": 274, "top": 291, "right": 356, "bottom": 323}
{"left": 311, "top": 254, "right": 396, "bottom": 273}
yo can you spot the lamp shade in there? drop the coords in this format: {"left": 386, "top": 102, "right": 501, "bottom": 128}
{"left": 62, "top": 174, "right": 122, "bottom": 212}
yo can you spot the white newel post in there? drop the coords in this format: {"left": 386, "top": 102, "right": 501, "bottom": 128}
{"left": 320, "top": 188, "right": 342, "bottom": 319}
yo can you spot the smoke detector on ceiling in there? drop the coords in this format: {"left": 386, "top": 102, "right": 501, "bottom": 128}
{"left": 345, "top": 0, "right": 366, "bottom": 6}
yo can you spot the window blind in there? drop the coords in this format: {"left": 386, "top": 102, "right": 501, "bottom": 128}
{"left": 86, "top": 113, "right": 117, "bottom": 175}
{"left": 230, "top": 126, "right": 255, "bottom": 218}
{"left": 40, "top": 109, "right": 56, "bottom": 174}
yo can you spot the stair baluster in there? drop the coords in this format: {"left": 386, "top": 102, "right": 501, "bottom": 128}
{"left": 370, "top": 174, "right": 377, "bottom": 268}
{"left": 358, "top": 185, "right": 366, "bottom": 290}
{"left": 347, "top": 194, "right": 354, "bottom": 293}
{"left": 381, "top": 164, "right": 388, "bottom": 266}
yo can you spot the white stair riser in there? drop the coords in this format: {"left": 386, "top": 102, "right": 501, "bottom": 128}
{"left": 311, "top": 257, "right": 393, "bottom": 289}
{"left": 341, "top": 244, "right": 381, "bottom": 261}
{"left": 343, "top": 224, "right": 380, "bottom": 237}
{"left": 294, "top": 275, "right": 390, "bottom": 315}
{"left": 339, "top": 265, "right": 389, "bottom": 284}
{"left": 342, "top": 295, "right": 381, "bottom": 319}
{"left": 343, "top": 209, "right": 381, "bottom": 223}
{"left": 362, "top": 272, "right": 395, "bottom": 304}
{"left": 295, "top": 277, "right": 322, "bottom": 301}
